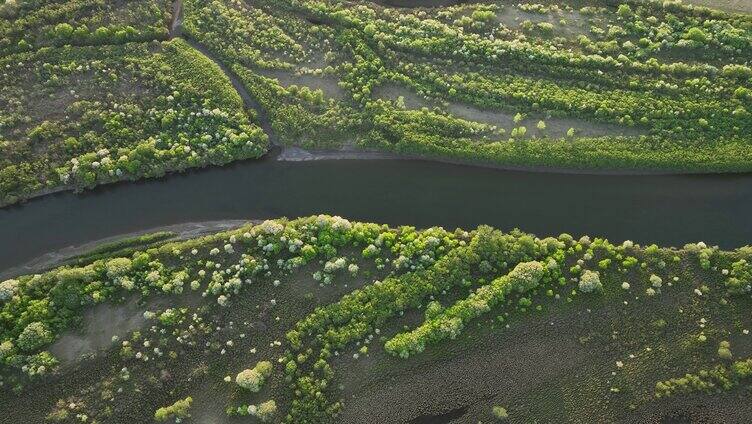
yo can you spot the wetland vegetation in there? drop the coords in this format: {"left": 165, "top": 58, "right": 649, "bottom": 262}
{"left": 2, "top": 0, "right": 752, "bottom": 422}
{"left": 2, "top": 216, "right": 752, "bottom": 422}
{"left": 1, "top": 0, "right": 752, "bottom": 205}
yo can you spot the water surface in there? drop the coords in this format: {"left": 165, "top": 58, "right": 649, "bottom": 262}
{"left": 1, "top": 155, "right": 751, "bottom": 276}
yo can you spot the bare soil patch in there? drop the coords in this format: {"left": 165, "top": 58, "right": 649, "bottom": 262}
{"left": 256, "top": 68, "right": 346, "bottom": 100}
{"left": 446, "top": 102, "right": 646, "bottom": 138}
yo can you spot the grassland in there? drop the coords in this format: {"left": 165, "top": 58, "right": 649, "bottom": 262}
{"left": 182, "top": 0, "right": 752, "bottom": 172}
{"left": 1, "top": 0, "right": 751, "bottom": 206}
{"left": 685, "top": 0, "right": 752, "bottom": 14}
{"left": 0, "top": 0, "right": 268, "bottom": 206}
{"left": 1, "top": 216, "right": 752, "bottom": 422}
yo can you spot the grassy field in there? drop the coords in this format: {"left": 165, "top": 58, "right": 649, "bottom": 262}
{"left": 685, "top": 0, "right": 752, "bottom": 13}
{"left": 2, "top": 0, "right": 752, "bottom": 422}
{"left": 1, "top": 216, "right": 752, "bottom": 422}
{"left": 0, "top": 36, "right": 268, "bottom": 206}
{"left": 183, "top": 0, "right": 752, "bottom": 172}
{"left": 1, "top": 0, "right": 751, "bottom": 207}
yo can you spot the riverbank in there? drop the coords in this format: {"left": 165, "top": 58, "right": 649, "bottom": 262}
{"left": 2, "top": 144, "right": 700, "bottom": 210}
{"left": 275, "top": 145, "right": 691, "bottom": 176}
{"left": 2, "top": 0, "right": 749, "bottom": 211}
{"left": 3, "top": 215, "right": 751, "bottom": 424}
{"left": 3, "top": 156, "right": 752, "bottom": 277}
{"left": 0, "top": 220, "right": 251, "bottom": 280}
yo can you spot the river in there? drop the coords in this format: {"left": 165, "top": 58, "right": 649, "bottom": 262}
{"left": 1, "top": 152, "right": 751, "bottom": 276}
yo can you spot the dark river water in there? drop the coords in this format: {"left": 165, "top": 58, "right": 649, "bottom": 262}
{"left": 1, "top": 155, "right": 751, "bottom": 275}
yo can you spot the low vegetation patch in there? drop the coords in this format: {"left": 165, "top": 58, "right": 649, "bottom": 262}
{"left": 0, "top": 215, "right": 751, "bottom": 422}
{"left": 2, "top": 0, "right": 751, "bottom": 206}
{"left": 184, "top": 0, "right": 752, "bottom": 171}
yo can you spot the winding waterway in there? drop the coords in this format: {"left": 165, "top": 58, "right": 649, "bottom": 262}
{"left": 2, "top": 151, "right": 751, "bottom": 277}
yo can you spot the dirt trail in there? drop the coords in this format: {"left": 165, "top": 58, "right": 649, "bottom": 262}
{"left": 169, "top": 0, "right": 280, "bottom": 146}
{"left": 182, "top": 38, "right": 281, "bottom": 146}
{"left": 170, "top": 0, "right": 183, "bottom": 38}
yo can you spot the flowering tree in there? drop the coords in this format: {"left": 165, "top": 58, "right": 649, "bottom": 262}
{"left": 236, "top": 360, "right": 273, "bottom": 392}
{"left": 578, "top": 270, "right": 602, "bottom": 293}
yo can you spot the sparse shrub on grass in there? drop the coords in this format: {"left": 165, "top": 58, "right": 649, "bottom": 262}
{"left": 492, "top": 405, "right": 509, "bottom": 420}
{"left": 236, "top": 360, "right": 273, "bottom": 392}
{"left": 2, "top": 215, "right": 752, "bottom": 421}
{"left": 578, "top": 270, "right": 602, "bottom": 293}
{"left": 655, "top": 356, "right": 752, "bottom": 399}
{"left": 154, "top": 396, "right": 193, "bottom": 422}
{"left": 718, "top": 341, "right": 733, "bottom": 360}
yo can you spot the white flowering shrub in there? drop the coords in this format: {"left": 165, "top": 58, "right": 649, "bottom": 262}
{"left": 362, "top": 244, "right": 380, "bottom": 258}
{"left": 393, "top": 255, "right": 410, "bottom": 270}
{"left": 0, "top": 279, "right": 19, "bottom": 301}
{"left": 287, "top": 238, "right": 304, "bottom": 253}
{"left": 235, "top": 360, "right": 273, "bottom": 392}
{"left": 578, "top": 270, "right": 602, "bottom": 293}
{"left": 235, "top": 368, "right": 261, "bottom": 391}
{"left": 105, "top": 258, "right": 132, "bottom": 280}
{"left": 25, "top": 351, "right": 57, "bottom": 376}
{"left": 650, "top": 274, "right": 663, "bottom": 288}
{"left": 255, "top": 400, "right": 277, "bottom": 422}
{"left": 315, "top": 215, "right": 352, "bottom": 233}
{"left": 158, "top": 308, "right": 185, "bottom": 326}
{"left": 506, "top": 261, "right": 545, "bottom": 293}
{"left": 119, "top": 277, "right": 135, "bottom": 291}
{"left": 258, "top": 220, "right": 284, "bottom": 236}
{"left": 323, "top": 257, "right": 347, "bottom": 273}
{"left": 163, "top": 270, "right": 188, "bottom": 294}
{"left": 0, "top": 340, "right": 14, "bottom": 360}
{"left": 16, "top": 322, "right": 54, "bottom": 352}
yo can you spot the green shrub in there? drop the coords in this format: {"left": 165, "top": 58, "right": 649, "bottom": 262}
{"left": 154, "top": 397, "right": 193, "bottom": 421}
{"left": 16, "top": 322, "right": 53, "bottom": 353}
{"left": 236, "top": 360, "right": 273, "bottom": 392}
{"left": 492, "top": 405, "right": 509, "bottom": 420}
